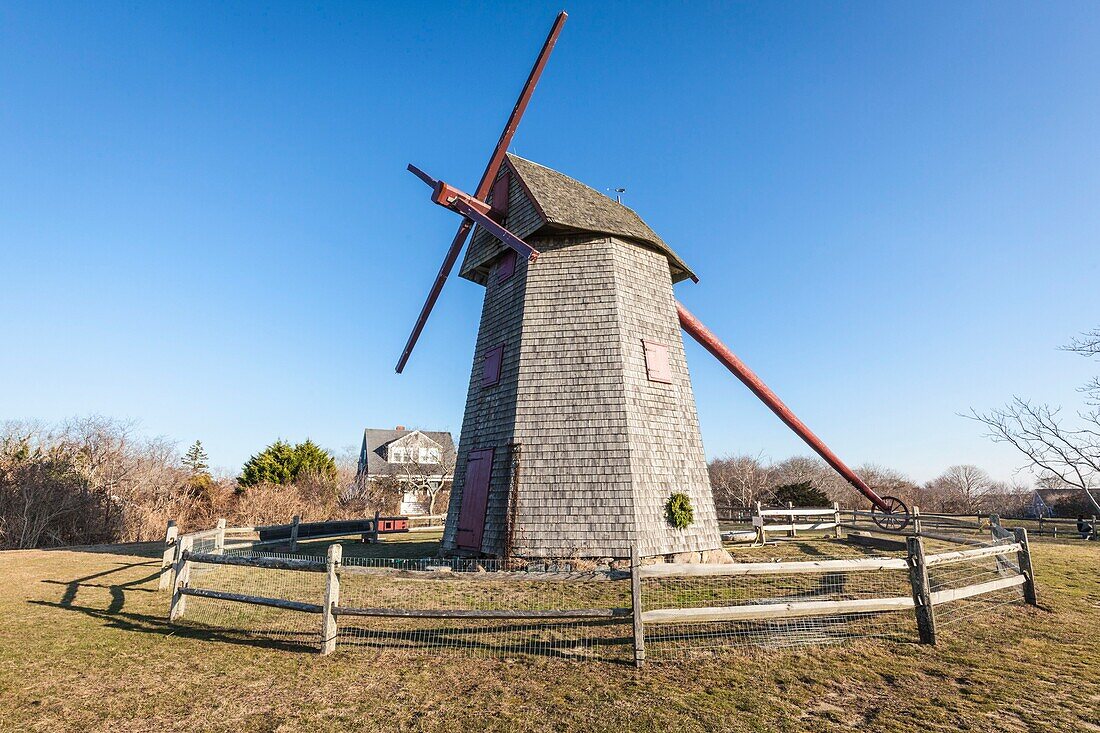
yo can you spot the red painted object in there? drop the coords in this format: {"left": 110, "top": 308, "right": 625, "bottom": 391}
{"left": 377, "top": 517, "right": 409, "bottom": 532}
{"left": 675, "top": 300, "right": 893, "bottom": 513}
{"left": 482, "top": 343, "right": 504, "bottom": 387}
{"left": 407, "top": 164, "right": 541, "bottom": 263}
{"left": 395, "top": 12, "right": 568, "bottom": 374}
{"left": 457, "top": 449, "right": 494, "bottom": 549}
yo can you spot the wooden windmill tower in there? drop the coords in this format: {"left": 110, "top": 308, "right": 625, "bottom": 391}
{"left": 396, "top": 13, "right": 911, "bottom": 560}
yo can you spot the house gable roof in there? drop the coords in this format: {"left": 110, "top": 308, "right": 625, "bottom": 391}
{"left": 360, "top": 428, "right": 456, "bottom": 476}
{"left": 458, "top": 154, "right": 697, "bottom": 285}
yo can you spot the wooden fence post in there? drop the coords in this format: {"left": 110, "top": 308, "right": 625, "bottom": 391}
{"left": 753, "top": 501, "right": 764, "bottom": 544}
{"left": 372, "top": 510, "right": 381, "bottom": 543}
{"left": 1013, "top": 528, "right": 1038, "bottom": 606}
{"left": 169, "top": 536, "right": 193, "bottom": 622}
{"left": 289, "top": 515, "right": 301, "bottom": 552}
{"left": 630, "top": 544, "right": 645, "bottom": 668}
{"left": 912, "top": 505, "right": 922, "bottom": 536}
{"left": 158, "top": 520, "right": 178, "bottom": 591}
{"left": 906, "top": 536, "right": 937, "bottom": 644}
{"left": 787, "top": 502, "right": 796, "bottom": 538}
{"left": 214, "top": 518, "right": 227, "bottom": 555}
{"left": 1091, "top": 515, "right": 1097, "bottom": 541}
{"left": 832, "top": 502, "right": 841, "bottom": 539}
{"left": 320, "top": 543, "right": 342, "bottom": 654}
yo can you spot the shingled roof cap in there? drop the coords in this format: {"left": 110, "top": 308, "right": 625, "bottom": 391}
{"left": 505, "top": 154, "right": 698, "bottom": 283}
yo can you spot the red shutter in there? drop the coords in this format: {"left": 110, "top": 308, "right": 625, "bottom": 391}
{"left": 456, "top": 448, "right": 494, "bottom": 550}
{"left": 497, "top": 250, "right": 517, "bottom": 282}
{"left": 643, "top": 340, "right": 673, "bottom": 384}
{"left": 489, "top": 172, "right": 510, "bottom": 222}
{"left": 482, "top": 343, "right": 504, "bottom": 387}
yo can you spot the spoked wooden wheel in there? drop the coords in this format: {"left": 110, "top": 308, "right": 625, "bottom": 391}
{"left": 871, "top": 495, "right": 911, "bottom": 531}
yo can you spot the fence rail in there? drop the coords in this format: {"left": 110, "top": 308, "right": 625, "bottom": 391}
{"left": 163, "top": 515, "right": 1038, "bottom": 665}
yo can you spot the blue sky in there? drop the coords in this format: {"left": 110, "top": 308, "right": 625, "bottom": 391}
{"left": 2, "top": 2, "right": 1098, "bottom": 482}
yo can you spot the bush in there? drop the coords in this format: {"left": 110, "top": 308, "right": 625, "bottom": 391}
{"left": 774, "top": 481, "right": 831, "bottom": 507}
{"left": 238, "top": 439, "right": 337, "bottom": 488}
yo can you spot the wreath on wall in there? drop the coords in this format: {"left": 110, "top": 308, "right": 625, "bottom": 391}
{"left": 665, "top": 492, "right": 695, "bottom": 530}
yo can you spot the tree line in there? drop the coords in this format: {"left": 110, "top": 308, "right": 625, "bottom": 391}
{"left": 0, "top": 418, "right": 397, "bottom": 550}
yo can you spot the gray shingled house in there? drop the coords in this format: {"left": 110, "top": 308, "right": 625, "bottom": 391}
{"left": 357, "top": 427, "right": 456, "bottom": 515}
{"left": 442, "top": 154, "right": 724, "bottom": 561}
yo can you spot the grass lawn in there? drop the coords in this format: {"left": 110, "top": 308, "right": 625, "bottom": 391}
{"left": 0, "top": 534, "right": 1097, "bottom": 732}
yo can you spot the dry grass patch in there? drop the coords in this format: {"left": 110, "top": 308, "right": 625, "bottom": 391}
{"left": 0, "top": 536, "right": 1097, "bottom": 732}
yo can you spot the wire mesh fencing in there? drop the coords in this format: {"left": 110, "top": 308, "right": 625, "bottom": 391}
{"left": 163, "top": 517, "right": 1039, "bottom": 665}
{"left": 639, "top": 561, "right": 916, "bottom": 660}
{"left": 927, "top": 533, "right": 1027, "bottom": 628}
{"left": 176, "top": 550, "right": 327, "bottom": 650}
{"left": 336, "top": 557, "right": 633, "bottom": 662}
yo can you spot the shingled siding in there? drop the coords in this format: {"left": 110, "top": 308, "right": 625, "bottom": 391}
{"left": 445, "top": 233, "right": 720, "bottom": 559}
{"left": 459, "top": 162, "right": 543, "bottom": 284}
{"left": 609, "top": 238, "right": 722, "bottom": 556}
{"left": 441, "top": 252, "right": 528, "bottom": 554}
{"left": 509, "top": 234, "right": 637, "bottom": 558}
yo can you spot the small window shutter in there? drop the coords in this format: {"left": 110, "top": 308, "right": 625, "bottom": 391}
{"left": 489, "top": 172, "right": 510, "bottom": 222}
{"left": 482, "top": 343, "right": 504, "bottom": 387}
{"left": 643, "top": 340, "right": 673, "bottom": 384}
{"left": 497, "top": 250, "right": 517, "bottom": 282}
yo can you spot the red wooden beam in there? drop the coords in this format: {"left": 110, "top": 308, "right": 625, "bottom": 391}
{"left": 395, "top": 12, "right": 568, "bottom": 374}
{"left": 407, "top": 164, "right": 541, "bottom": 262}
{"left": 675, "top": 299, "right": 892, "bottom": 512}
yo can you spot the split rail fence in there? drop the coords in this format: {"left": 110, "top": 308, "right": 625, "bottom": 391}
{"left": 161, "top": 515, "right": 1038, "bottom": 665}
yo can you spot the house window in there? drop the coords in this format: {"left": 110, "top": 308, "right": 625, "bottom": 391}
{"left": 482, "top": 343, "right": 504, "bottom": 387}
{"left": 643, "top": 340, "right": 673, "bottom": 384}
{"left": 497, "top": 249, "right": 517, "bottom": 282}
{"left": 390, "top": 446, "right": 409, "bottom": 463}
{"left": 419, "top": 446, "right": 441, "bottom": 463}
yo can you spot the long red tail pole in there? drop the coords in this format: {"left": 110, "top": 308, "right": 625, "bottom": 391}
{"left": 395, "top": 11, "right": 568, "bottom": 373}
{"left": 676, "top": 300, "right": 891, "bottom": 512}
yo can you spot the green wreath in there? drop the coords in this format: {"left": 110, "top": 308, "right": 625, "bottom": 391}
{"left": 665, "top": 492, "right": 694, "bottom": 529}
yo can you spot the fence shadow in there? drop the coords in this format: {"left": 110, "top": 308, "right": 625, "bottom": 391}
{"left": 32, "top": 559, "right": 317, "bottom": 654}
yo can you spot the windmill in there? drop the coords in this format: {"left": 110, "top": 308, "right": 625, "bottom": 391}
{"left": 395, "top": 12, "right": 910, "bottom": 559}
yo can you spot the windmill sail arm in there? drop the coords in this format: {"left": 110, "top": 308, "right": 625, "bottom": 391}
{"left": 675, "top": 299, "right": 892, "bottom": 513}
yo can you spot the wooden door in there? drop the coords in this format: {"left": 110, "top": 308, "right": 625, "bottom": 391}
{"left": 456, "top": 448, "right": 494, "bottom": 550}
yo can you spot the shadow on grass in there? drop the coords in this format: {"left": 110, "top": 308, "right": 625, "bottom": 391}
{"left": 36, "top": 541, "right": 164, "bottom": 559}
{"left": 28, "top": 599, "right": 317, "bottom": 653}
{"left": 33, "top": 557, "right": 318, "bottom": 654}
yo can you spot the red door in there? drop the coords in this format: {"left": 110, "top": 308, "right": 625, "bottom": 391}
{"left": 456, "top": 449, "right": 494, "bottom": 550}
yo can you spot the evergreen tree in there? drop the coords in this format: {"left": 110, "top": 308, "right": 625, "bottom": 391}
{"left": 774, "top": 481, "right": 831, "bottom": 507}
{"left": 182, "top": 440, "right": 209, "bottom": 475}
{"left": 238, "top": 439, "right": 337, "bottom": 487}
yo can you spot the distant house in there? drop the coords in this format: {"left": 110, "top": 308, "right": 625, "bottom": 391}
{"left": 356, "top": 427, "right": 456, "bottom": 515}
{"left": 1032, "top": 487, "right": 1093, "bottom": 517}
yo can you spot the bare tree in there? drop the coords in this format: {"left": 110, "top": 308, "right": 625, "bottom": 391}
{"left": 971, "top": 401, "right": 1100, "bottom": 514}
{"left": 708, "top": 453, "right": 774, "bottom": 511}
{"left": 924, "top": 464, "right": 998, "bottom": 513}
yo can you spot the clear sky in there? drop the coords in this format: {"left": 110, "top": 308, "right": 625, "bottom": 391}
{"left": 3, "top": 1, "right": 1099, "bottom": 482}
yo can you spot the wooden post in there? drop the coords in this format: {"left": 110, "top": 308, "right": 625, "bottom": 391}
{"left": 912, "top": 505, "right": 922, "bottom": 536}
{"left": 1038, "top": 516, "right": 1044, "bottom": 537}
{"left": 289, "top": 515, "right": 301, "bottom": 552}
{"left": 630, "top": 544, "right": 645, "bottom": 668}
{"left": 214, "top": 518, "right": 227, "bottom": 555}
{"left": 832, "top": 502, "right": 841, "bottom": 539}
{"left": 372, "top": 510, "right": 381, "bottom": 543}
{"left": 1013, "top": 528, "right": 1038, "bottom": 606}
{"left": 1091, "top": 515, "right": 1097, "bottom": 541}
{"left": 158, "top": 521, "right": 178, "bottom": 591}
{"left": 320, "top": 543, "right": 342, "bottom": 654}
{"left": 988, "top": 514, "right": 1000, "bottom": 541}
{"left": 787, "top": 502, "right": 796, "bottom": 538}
{"left": 169, "top": 536, "right": 193, "bottom": 622}
{"left": 753, "top": 501, "right": 764, "bottom": 544}
{"left": 906, "top": 536, "right": 937, "bottom": 644}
